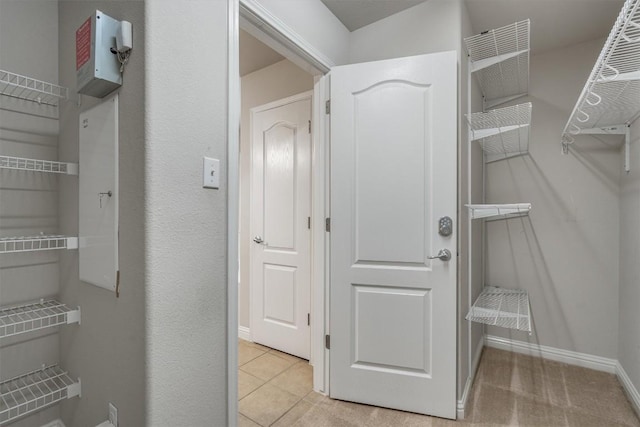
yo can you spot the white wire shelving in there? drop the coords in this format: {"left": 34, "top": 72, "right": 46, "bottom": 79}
{"left": 0, "top": 156, "right": 78, "bottom": 175}
{"left": 466, "top": 286, "right": 531, "bottom": 333}
{"left": 562, "top": 0, "right": 640, "bottom": 172}
{"left": 0, "top": 235, "right": 78, "bottom": 254}
{"left": 466, "top": 203, "right": 531, "bottom": 221}
{"left": 467, "top": 102, "right": 532, "bottom": 162}
{"left": 464, "top": 20, "right": 530, "bottom": 109}
{"left": 0, "top": 300, "right": 80, "bottom": 339}
{"left": 0, "top": 365, "right": 81, "bottom": 425}
{"left": 0, "top": 70, "right": 68, "bottom": 107}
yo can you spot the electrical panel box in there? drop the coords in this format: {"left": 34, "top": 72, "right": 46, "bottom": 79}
{"left": 76, "top": 10, "right": 122, "bottom": 98}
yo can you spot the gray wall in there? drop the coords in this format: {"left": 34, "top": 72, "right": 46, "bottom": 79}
{"left": 485, "top": 38, "right": 621, "bottom": 359}
{"left": 144, "top": 0, "right": 228, "bottom": 425}
{"left": 58, "top": 2, "right": 146, "bottom": 426}
{"left": 619, "top": 117, "right": 640, "bottom": 406}
{"left": 0, "top": 1, "right": 62, "bottom": 425}
{"left": 239, "top": 59, "right": 314, "bottom": 329}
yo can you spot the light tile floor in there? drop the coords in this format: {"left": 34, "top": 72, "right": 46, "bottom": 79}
{"left": 239, "top": 340, "right": 640, "bottom": 426}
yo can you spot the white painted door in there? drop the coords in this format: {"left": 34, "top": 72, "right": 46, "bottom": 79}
{"left": 329, "top": 52, "right": 458, "bottom": 418}
{"left": 250, "top": 93, "right": 312, "bottom": 359}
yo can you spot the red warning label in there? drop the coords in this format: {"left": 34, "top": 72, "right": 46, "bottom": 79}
{"left": 76, "top": 17, "right": 92, "bottom": 70}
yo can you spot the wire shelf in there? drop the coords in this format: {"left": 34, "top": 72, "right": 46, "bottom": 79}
{"left": 0, "top": 156, "right": 78, "bottom": 175}
{"left": 562, "top": 0, "right": 640, "bottom": 148}
{"left": 466, "top": 286, "right": 531, "bottom": 333}
{"left": 0, "top": 300, "right": 80, "bottom": 339}
{"left": 466, "top": 203, "right": 531, "bottom": 220}
{"left": 0, "top": 235, "right": 78, "bottom": 254}
{"left": 0, "top": 365, "right": 80, "bottom": 425}
{"left": 0, "top": 70, "right": 68, "bottom": 106}
{"left": 464, "top": 20, "right": 530, "bottom": 108}
{"left": 467, "top": 102, "right": 532, "bottom": 162}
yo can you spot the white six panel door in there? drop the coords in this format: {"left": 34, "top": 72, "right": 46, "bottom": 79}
{"left": 329, "top": 52, "right": 458, "bottom": 418}
{"left": 250, "top": 93, "right": 312, "bottom": 360}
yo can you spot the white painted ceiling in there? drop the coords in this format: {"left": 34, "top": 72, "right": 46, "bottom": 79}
{"left": 240, "top": 30, "right": 284, "bottom": 76}
{"left": 466, "top": 0, "right": 623, "bottom": 54}
{"left": 320, "top": 0, "right": 426, "bottom": 31}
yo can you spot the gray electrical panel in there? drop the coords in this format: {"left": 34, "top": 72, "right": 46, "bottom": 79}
{"left": 76, "top": 10, "right": 122, "bottom": 98}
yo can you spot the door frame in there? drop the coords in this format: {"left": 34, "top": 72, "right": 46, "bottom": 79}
{"left": 248, "top": 90, "right": 314, "bottom": 358}
{"left": 227, "top": 0, "right": 333, "bottom": 424}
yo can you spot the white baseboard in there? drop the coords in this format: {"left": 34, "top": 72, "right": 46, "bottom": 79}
{"left": 457, "top": 336, "right": 484, "bottom": 419}
{"left": 617, "top": 362, "right": 640, "bottom": 418}
{"left": 41, "top": 420, "right": 66, "bottom": 427}
{"left": 485, "top": 335, "right": 617, "bottom": 374}
{"left": 238, "top": 326, "right": 251, "bottom": 342}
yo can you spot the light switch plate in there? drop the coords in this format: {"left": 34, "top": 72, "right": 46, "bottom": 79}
{"left": 203, "top": 157, "right": 220, "bottom": 189}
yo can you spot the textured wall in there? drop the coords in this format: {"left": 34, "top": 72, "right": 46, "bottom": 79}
{"left": 239, "top": 59, "right": 314, "bottom": 329}
{"left": 485, "top": 38, "right": 621, "bottom": 358}
{"left": 58, "top": 1, "right": 146, "bottom": 426}
{"left": 144, "top": 0, "right": 228, "bottom": 425}
{"left": 619, "top": 117, "right": 640, "bottom": 408}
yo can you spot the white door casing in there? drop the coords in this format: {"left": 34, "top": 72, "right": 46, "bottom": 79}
{"left": 250, "top": 92, "right": 312, "bottom": 359}
{"left": 329, "top": 52, "right": 458, "bottom": 418}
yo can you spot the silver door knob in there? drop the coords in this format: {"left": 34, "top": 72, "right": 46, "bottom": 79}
{"left": 253, "top": 236, "right": 266, "bottom": 245}
{"left": 428, "top": 249, "right": 451, "bottom": 261}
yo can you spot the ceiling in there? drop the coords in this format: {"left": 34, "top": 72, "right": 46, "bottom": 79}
{"left": 240, "top": 30, "right": 284, "bottom": 77}
{"left": 320, "top": 0, "right": 426, "bottom": 31}
{"left": 240, "top": 0, "right": 625, "bottom": 75}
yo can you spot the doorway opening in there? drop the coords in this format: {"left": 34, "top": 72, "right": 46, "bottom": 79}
{"left": 231, "top": 4, "right": 331, "bottom": 423}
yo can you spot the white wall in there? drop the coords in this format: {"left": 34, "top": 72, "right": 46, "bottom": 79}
{"left": 239, "top": 59, "right": 314, "bottom": 329}
{"left": 249, "top": 0, "right": 350, "bottom": 66}
{"left": 57, "top": 2, "right": 146, "bottom": 426}
{"left": 144, "top": 1, "right": 228, "bottom": 425}
{"left": 485, "top": 38, "right": 621, "bottom": 359}
{"left": 0, "top": 1, "right": 62, "bottom": 426}
{"left": 619, "top": 117, "right": 640, "bottom": 405}
{"left": 349, "top": 0, "right": 460, "bottom": 64}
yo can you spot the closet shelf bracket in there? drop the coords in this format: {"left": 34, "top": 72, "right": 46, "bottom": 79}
{"left": 0, "top": 236, "right": 78, "bottom": 254}
{"left": 561, "top": 0, "right": 640, "bottom": 168}
{"left": 0, "top": 69, "right": 68, "bottom": 106}
{"left": 466, "top": 203, "right": 532, "bottom": 221}
{"left": 0, "top": 156, "right": 78, "bottom": 175}
{"left": 466, "top": 286, "right": 532, "bottom": 333}
{"left": 0, "top": 300, "right": 81, "bottom": 339}
{"left": 0, "top": 365, "right": 81, "bottom": 425}
{"left": 464, "top": 20, "right": 530, "bottom": 108}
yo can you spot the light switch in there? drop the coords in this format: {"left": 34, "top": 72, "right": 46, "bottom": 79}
{"left": 203, "top": 157, "right": 220, "bottom": 189}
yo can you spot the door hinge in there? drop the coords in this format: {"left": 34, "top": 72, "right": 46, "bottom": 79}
{"left": 325, "top": 334, "right": 330, "bottom": 349}
{"left": 307, "top": 216, "right": 311, "bottom": 229}
{"left": 308, "top": 120, "right": 311, "bottom": 134}
{"left": 307, "top": 313, "right": 310, "bottom": 326}
{"left": 325, "top": 217, "right": 331, "bottom": 232}
{"left": 325, "top": 100, "right": 331, "bottom": 114}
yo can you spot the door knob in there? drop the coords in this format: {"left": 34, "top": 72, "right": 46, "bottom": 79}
{"left": 428, "top": 249, "right": 451, "bottom": 261}
{"left": 253, "top": 236, "right": 267, "bottom": 245}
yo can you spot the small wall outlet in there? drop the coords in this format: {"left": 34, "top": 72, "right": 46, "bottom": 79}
{"left": 109, "top": 402, "right": 118, "bottom": 426}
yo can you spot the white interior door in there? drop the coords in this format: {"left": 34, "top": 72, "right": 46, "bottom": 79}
{"left": 250, "top": 93, "right": 312, "bottom": 359}
{"left": 329, "top": 52, "right": 458, "bottom": 418}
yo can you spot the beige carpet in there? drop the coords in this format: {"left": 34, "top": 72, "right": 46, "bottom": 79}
{"left": 238, "top": 340, "right": 640, "bottom": 426}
